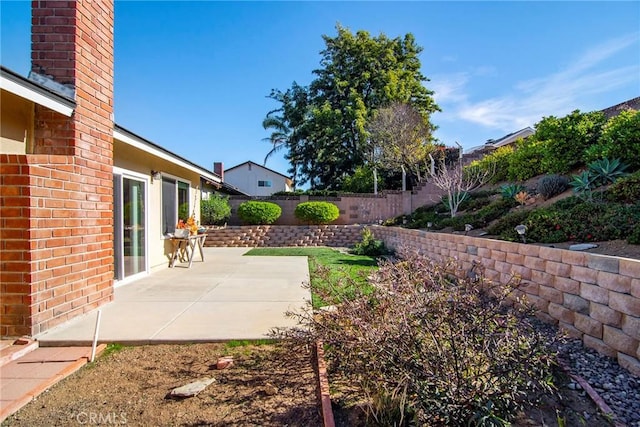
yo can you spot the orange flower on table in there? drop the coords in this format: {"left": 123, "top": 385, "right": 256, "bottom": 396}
{"left": 177, "top": 216, "right": 199, "bottom": 235}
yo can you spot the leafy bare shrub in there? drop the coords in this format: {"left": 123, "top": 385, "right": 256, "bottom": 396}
{"left": 537, "top": 174, "right": 569, "bottom": 200}
{"left": 277, "top": 250, "right": 556, "bottom": 426}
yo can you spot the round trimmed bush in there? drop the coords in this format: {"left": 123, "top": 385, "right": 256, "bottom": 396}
{"left": 294, "top": 201, "right": 339, "bottom": 224}
{"left": 237, "top": 201, "right": 281, "bottom": 225}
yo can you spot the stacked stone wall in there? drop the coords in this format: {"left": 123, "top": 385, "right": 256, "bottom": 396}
{"left": 371, "top": 226, "right": 640, "bottom": 376}
{"left": 204, "top": 225, "right": 364, "bottom": 248}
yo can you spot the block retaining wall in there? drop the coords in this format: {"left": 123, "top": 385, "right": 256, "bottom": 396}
{"left": 204, "top": 225, "right": 365, "bottom": 248}
{"left": 370, "top": 226, "right": 640, "bottom": 376}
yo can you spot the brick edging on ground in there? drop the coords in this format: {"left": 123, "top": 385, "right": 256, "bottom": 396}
{"left": 370, "top": 225, "right": 640, "bottom": 376}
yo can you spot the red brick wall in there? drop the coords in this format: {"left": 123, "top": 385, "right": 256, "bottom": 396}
{"left": 371, "top": 226, "right": 640, "bottom": 376}
{"left": 0, "top": 1, "right": 115, "bottom": 336}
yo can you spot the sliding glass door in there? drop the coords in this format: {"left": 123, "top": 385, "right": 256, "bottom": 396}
{"left": 114, "top": 171, "right": 148, "bottom": 282}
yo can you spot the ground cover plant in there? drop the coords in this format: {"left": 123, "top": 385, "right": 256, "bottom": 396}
{"left": 244, "top": 247, "right": 378, "bottom": 308}
{"left": 277, "top": 250, "right": 559, "bottom": 426}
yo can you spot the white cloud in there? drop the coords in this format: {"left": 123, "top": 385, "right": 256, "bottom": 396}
{"left": 430, "top": 72, "right": 469, "bottom": 104}
{"left": 441, "top": 33, "right": 640, "bottom": 132}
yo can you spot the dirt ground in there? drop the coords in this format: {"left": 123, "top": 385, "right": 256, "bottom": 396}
{"left": 3, "top": 342, "right": 321, "bottom": 427}
{"left": 3, "top": 341, "right": 613, "bottom": 427}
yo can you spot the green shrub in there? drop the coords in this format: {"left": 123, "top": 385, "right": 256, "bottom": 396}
{"left": 523, "top": 200, "right": 640, "bottom": 243}
{"left": 294, "top": 201, "right": 339, "bottom": 224}
{"left": 585, "top": 110, "right": 640, "bottom": 170}
{"left": 536, "top": 174, "right": 569, "bottom": 199}
{"left": 536, "top": 110, "right": 606, "bottom": 174}
{"left": 468, "top": 145, "right": 514, "bottom": 183}
{"left": 237, "top": 201, "right": 282, "bottom": 225}
{"left": 607, "top": 171, "right": 640, "bottom": 204}
{"left": 506, "top": 138, "right": 547, "bottom": 181}
{"left": 628, "top": 227, "right": 640, "bottom": 245}
{"left": 200, "top": 194, "right": 231, "bottom": 225}
{"left": 351, "top": 227, "right": 388, "bottom": 256}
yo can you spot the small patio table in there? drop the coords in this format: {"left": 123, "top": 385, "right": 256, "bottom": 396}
{"left": 169, "top": 234, "right": 207, "bottom": 268}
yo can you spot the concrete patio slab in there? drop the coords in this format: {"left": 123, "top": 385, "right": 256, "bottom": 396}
{"left": 35, "top": 248, "right": 311, "bottom": 346}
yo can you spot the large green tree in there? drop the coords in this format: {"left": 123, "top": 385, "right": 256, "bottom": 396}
{"left": 263, "top": 25, "right": 439, "bottom": 189}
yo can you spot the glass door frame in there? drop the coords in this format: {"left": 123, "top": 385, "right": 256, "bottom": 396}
{"left": 113, "top": 167, "right": 150, "bottom": 287}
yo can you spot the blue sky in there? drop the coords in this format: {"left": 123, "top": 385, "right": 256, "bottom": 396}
{"left": 2, "top": 1, "right": 639, "bottom": 180}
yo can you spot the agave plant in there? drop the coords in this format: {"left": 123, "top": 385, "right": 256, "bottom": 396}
{"left": 500, "top": 183, "right": 526, "bottom": 200}
{"left": 570, "top": 171, "right": 595, "bottom": 201}
{"left": 588, "top": 158, "right": 629, "bottom": 185}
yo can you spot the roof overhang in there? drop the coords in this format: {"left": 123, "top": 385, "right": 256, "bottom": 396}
{"left": 113, "top": 125, "right": 222, "bottom": 184}
{"left": 0, "top": 66, "right": 75, "bottom": 117}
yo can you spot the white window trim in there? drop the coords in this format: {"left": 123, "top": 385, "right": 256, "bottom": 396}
{"left": 160, "top": 173, "right": 192, "bottom": 239}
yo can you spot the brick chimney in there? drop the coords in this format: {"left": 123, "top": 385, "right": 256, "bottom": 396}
{"left": 214, "top": 162, "right": 224, "bottom": 181}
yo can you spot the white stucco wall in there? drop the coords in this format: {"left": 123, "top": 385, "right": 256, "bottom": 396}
{"left": 224, "top": 162, "right": 290, "bottom": 196}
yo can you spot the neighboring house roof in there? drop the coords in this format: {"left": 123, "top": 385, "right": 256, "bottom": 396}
{"left": 225, "top": 161, "right": 293, "bottom": 183}
{"left": 467, "top": 127, "right": 534, "bottom": 155}
{"left": 1, "top": 65, "right": 246, "bottom": 195}
{"left": 600, "top": 96, "right": 640, "bottom": 119}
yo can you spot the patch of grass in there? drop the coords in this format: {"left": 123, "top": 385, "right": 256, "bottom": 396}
{"left": 245, "top": 247, "right": 378, "bottom": 308}
{"left": 225, "top": 339, "right": 273, "bottom": 348}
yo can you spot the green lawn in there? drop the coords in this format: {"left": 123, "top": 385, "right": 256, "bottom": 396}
{"left": 244, "top": 247, "right": 378, "bottom": 308}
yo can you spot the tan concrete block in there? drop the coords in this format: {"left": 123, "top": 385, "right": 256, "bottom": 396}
{"left": 527, "top": 294, "right": 550, "bottom": 312}
{"left": 524, "top": 256, "right": 546, "bottom": 272}
{"left": 574, "top": 313, "right": 603, "bottom": 338}
{"left": 621, "top": 314, "right": 640, "bottom": 341}
{"left": 570, "top": 266, "right": 598, "bottom": 285}
{"left": 609, "top": 291, "right": 640, "bottom": 317}
{"left": 477, "top": 247, "right": 491, "bottom": 258}
{"left": 539, "top": 285, "right": 563, "bottom": 304}
{"left": 620, "top": 258, "right": 640, "bottom": 279}
{"left": 587, "top": 254, "right": 619, "bottom": 273}
{"left": 531, "top": 269, "right": 554, "bottom": 286}
{"left": 561, "top": 250, "right": 586, "bottom": 266}
{"left": 549, "top": 302, "right": 575, "bottom": 324}
{"left": 495, "top": 261, "right": 512, "bottom": 274}
{"left": 546, "top": 261, "right": 571, "bottom": 278}
{"left": 519, "top": 281, "right": 539, "bottom": 296}
{"left": 580, "top": 283, "right": 609, "bottom": 304}
{"left": 564, "top": 293, "right": 589, "bottom": 314}
{"left": 583, "top": 335, "right": 618, "bottom": 358}
{"left": 506, "top": 252, "right": 525, "bottom": 266}
{"left": 500, "top": 241, "right": 519, "bottom": 253}
{"left": 491, "top": 250, "right": 506, "bottom": 262}
{"left": 553, "top": 276, "right": 580, "bottom": 294}
{"left": 590, "top": 302, "right": 622, "bottom": 327}
{"left": 603, "top": 325, "right": 639, "bottom": 356}
{"left": 517, "top": 244, "right": 540, "bottom": 257}
{"left": 597, "top": 271, "right": 631, "bottom": 293}
{"left": 617, "top": 353, "right": 640, "bottom": 377}
{"left": 632, "top": 278, "right": 640, "bottom": 299}
{"left": 511, "top": 265, "right": 532, "bottom": 281}
{"left": 539, "top": 246, "right": 562, "bottom": 262}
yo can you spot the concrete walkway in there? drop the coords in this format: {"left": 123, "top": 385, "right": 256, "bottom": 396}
{"left": 36, "top": 248, "right": 311, "bottom": 345}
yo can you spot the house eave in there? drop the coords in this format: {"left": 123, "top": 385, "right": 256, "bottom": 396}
{"left": 113, "top": 124, "right": 221, "bottom": 184}
{"left": 0, "top": 65, "right": 75, "bottom": 117}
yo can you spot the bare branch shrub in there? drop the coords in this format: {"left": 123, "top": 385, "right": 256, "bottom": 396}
{"left": 431, "top": 160, "right": 495, "bottom": 217}
{"left": 275, "top": 249, "right": 556, "bottom": 426}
